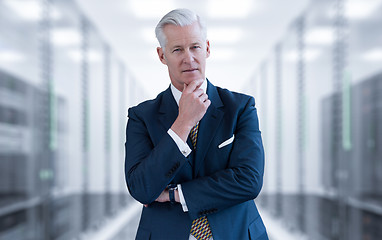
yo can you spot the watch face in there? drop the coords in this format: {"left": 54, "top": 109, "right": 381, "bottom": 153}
{"left": 167, "top": 183, "right": 177, "bottom": 190}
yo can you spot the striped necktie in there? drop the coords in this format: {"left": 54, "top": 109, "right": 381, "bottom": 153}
{"left": 189, "top": 122, "right": 213, "bottom": 240}
{"left": 189, "top": 122, "right": 199, "bottom": 149}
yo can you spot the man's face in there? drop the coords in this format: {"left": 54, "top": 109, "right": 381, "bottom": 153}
{"left": 157, "top": 22, "right": 210, "bottom": 91}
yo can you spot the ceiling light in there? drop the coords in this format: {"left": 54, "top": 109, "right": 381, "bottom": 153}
{"left": 4, "top": 0, "right": 61, "bottom": 21}
{"left": 129, "top": 0, "right": 175, "bottom": 19}
{"left": 346, "top": 0, "right": 382, "bottom": 19}
{"left": 0, "top": 50, "right": 25, "bottom": 63}
{"left": 362, "top": 48, "right": 382, "bottom": 61}
{"left": 4, "top": 0, "right": 41, "bottom": 20}
{"left": 305, "top": 27, "right": 334, "bottom": 45}
{"left": 208, "top": 0, "right": 254, "bottom": 18}
{"left": 68, "top": 49, "right": 102, "bottom": 62}
{"left": 51, "top": 28, "right": 81, "bottom": 46}
{"left": 208, "top": 28, "right": 243, "bottom": 44}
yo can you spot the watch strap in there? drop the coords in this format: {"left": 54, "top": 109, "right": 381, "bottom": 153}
{"left": 168, "top": 184, "right": 177, "bottom": 204}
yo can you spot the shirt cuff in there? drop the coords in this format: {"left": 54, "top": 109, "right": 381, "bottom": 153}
{"left": 177, "top": 184, "right": 188, "bottom": 212}
{"left": 168, "top": 128, "right": 192, "bottom": 157}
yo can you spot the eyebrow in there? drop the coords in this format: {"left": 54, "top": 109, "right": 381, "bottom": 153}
{"left": 170, "top": 42, "right": 202, "bottom": 49}
{"left": 190, "top": 42, "right": 202, "bottom": 46}
{"left": 171, "top": 45, "right": 183, "bottom": 49}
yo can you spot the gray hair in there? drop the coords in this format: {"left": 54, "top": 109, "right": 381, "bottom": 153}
{"left": 155, "top": 8, "right": 207, "bottom": 50}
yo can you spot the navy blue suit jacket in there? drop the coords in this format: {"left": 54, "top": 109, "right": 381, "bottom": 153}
{"left": 125, "top": 80, "right": 268, "bottom": 239}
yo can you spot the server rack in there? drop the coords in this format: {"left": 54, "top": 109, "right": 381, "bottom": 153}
{"left": 0, "top": 69, "right": 68, "bottom": 240}
{"left": 321, "top": 72, "right": 382, "bottom": 239}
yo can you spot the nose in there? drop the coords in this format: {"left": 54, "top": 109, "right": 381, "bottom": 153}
{"left": 183, "top": 49, "right": 194, "bottom": 64}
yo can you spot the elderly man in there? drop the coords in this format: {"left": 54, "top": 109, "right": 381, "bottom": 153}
{"left": 125, "top": 8, "right": 268, "bottom": 240}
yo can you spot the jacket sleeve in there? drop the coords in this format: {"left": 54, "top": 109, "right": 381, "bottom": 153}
{"left": 181, "top": 97, "right": 265, "bottom": 220}
{"left": 124, "top": 107, "right": 189, "bottom": 204}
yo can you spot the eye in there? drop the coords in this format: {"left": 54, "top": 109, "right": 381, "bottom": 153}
{"left": 192, "top": 45, "right": 201, "bottom": 49}
{"left": 172, "top": 48, "right": 181, "bottom": 53}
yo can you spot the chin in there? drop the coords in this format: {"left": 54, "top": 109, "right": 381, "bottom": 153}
{"left": 184, "top": 77, "right": 203, "bottom": 85}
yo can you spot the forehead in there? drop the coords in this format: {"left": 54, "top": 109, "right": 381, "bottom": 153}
{"left": 163, "top": 22, "right": 204, "bottom": 47}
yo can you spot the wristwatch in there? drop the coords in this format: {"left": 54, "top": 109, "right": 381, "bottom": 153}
{"left": 168, "top": 184, "right": 178, "bottom": 204}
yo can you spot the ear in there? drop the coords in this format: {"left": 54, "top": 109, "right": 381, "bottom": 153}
{"left": 205, "top": 40, "right": 210, "bottom": 58}
{"left": 157, "top": 47, "right": 167, "bottom": 65}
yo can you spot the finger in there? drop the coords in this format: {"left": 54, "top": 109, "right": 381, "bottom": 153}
{"left": 194, "top": 79, "right": 204, "bottom": 89}
{"left": 193, "top": 88, "right": 204, "bottom": 97}
{"left": 199, "top": 93, "right": 209, "bottom": 102}
{"left": 204, "top": 99, "right": 211, "bottom": 108}
{"left": 184, "top": 81, "right": 198, "bottom": 93}
{"left": 191, "top": 78, "right": 204, "bottom": 87}
{"left": 144, "top": 204, "right": 148, "bottom": 207}
{"left": 185, "top": 79, "right": 204, "bottom": 93}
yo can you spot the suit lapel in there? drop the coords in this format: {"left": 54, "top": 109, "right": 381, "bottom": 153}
{"left": 194, "top": 81, "right": 224, "bottom": 177}
{"left": 158, "top": 87, "right": 179, "bottom": 131}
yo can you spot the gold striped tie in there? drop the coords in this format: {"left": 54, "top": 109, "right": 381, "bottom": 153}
{"left": 189, "top": 122, "right": 199, "bottom": 149}
{"left": 189, "top": 123, "right": 213, "bottom": 240}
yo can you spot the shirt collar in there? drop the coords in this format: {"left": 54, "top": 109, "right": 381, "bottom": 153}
{"left": 170, "top": 79, "right": 207, "bottom": 106}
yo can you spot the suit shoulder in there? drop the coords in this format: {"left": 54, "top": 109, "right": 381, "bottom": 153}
{"left": 215, "top": 86, "right": 255, "bottom": 107}
{"left": 128, "top": 90, "right": 166, "bottom": 117}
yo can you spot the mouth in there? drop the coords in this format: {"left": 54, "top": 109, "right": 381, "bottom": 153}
{"left": 182, "top": 68, "right": 198, "bottom": 73}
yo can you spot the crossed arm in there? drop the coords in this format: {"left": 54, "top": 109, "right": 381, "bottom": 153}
{"left": 125, "top": 80, "right": 264, "bottom": 219}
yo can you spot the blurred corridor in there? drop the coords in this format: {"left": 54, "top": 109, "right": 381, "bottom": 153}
{"left": 0, "top": 0, "right": 381, "bottom": 239}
